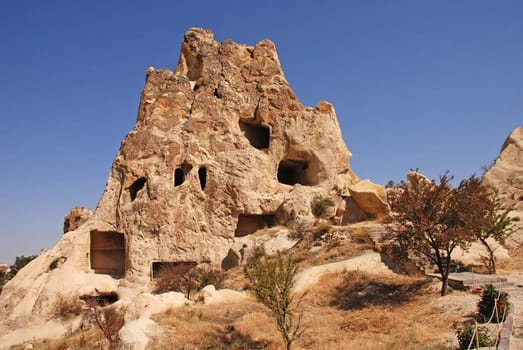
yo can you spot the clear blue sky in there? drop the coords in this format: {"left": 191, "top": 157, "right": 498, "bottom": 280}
{"left": 1, "top": 1, "right": 521, "bottom": 264}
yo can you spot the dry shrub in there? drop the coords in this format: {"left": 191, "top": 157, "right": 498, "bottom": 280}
{"left": 350, "top": 227, "right": 375, "bottom": 249}
{"left": 92, "top": 306, "right": 125, "bottom": 349}
{"left": 54, "top": 292, "right": 83, "bottom": 319}
{"left": 12, "top": 327, "right": 106, "bottom": 350}
{"left": 154, "top": 264, "right": 224, "bottom": 299}
{"left": 149, "top": 301, "right": 281, "bottom": 350}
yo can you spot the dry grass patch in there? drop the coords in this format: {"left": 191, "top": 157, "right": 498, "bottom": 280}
{"left": 291, "top": 226, "right": 373, "bottom": 268}
{"left": 10, "top": 327, "right": 107, "bottom": 350}
{"left": 295, "top": 271, "right": 469, "bottom": 349}
{"left": 54, "top": 291, "right": 83, "bottom": 319}
{"left": 149, "top": 300, "right": 283, "bottom": 349}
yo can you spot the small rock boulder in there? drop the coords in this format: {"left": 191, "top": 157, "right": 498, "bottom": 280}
{"left": 63, "top": 206, "right": 93, "bottom": 233}
{"left": 348, "top": 180, "right": 389, "bottom": 219}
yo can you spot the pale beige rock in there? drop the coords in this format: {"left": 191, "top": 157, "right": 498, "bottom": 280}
{"left": 293, "top": 251, "right": 396, "bottom": 292}
{"left": 482, "top": 126, "right": 523, "bottom": 246}
{"left": 0, "top": 28, "right": 384, "bottom": 347}
{"left": 453, "top": 239, "right": 509, "bottom": 266}
{"left": 90, "top": 27, "right": 364, "bottom": 281}
{"left": 124, "top": 292, "right": 187, "bottom": 322}
{"left": 63, "top": 206, "right": 93, "bottom": 233}
{"left": 197, "top": 285, "right": 248, "bottom": 304}
{"left": 348, "top": 179, "right": 389, "bottom": 219}
{"left": 119, "top": 318, "right": 158, "bottom": 350}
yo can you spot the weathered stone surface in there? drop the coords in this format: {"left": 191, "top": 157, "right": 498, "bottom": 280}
{"left": 348, "top": 179, "right": 389, "bottom": 219}
{"left": 92, "top": 27, "right": 365, "bottom": 282}
{"left": 482, "top": 126, "right": 523, "bottom": 246}
{"left": 0, "top": 28, "right": 387, "bottom": 346}
{"left": 63, "top": 206, "right": 93, "bottom": 233}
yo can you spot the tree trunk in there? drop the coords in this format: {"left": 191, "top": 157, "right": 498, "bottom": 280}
{"left": 480, "top": 238, "right": 496, "bottom": 274}
{"left": 435, "top": 253, "right": 451, "bottom": 296}
{"left": 441, "top": 273, "right": 449, "bottom": 296}
{"left": 286, "top": 339, "right": 292, "bottom": 350}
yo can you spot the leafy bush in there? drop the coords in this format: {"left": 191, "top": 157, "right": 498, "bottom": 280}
{"left": 1, "top": 255, "right": 38, "bottom": 292}
{"left": 244, "top": 252, "right": 305, "bottom": 350}
{"left": 311, "top": 196, "right": 335, "bottom": 218}
{"left": 477, "top": 284, "right": 509, "bottom": 323}
{"left": 455, "top": 322, "right": 492, "bottom": 350}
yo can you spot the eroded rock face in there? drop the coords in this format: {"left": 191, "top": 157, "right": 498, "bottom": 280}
{"left": 348, "top": 180, "right": 389, "bottom": 219}
{"left": 63, "top": 206, "right": 94, "bottom": 233}
{"left": 0, "top": 29, "right": 388, "bottom": 342}
{"left": 93, "top": 27, "right": 366, "bottom": 281}
{"left": 483, "top": 126, "right": 523, "bottom": 246}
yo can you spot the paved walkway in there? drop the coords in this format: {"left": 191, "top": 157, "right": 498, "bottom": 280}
{"left": 504, "top": 273, "right": 523, "bottom": 350}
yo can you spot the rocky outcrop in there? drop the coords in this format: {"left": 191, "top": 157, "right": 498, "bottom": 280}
{"left": 63, "top": 206, "right": 94, "bottom": 233}
{"left": 0, "top": 28, "right": 388, "bottom": 347}
{"left": 348, "top": 180, "right": 389, "bottom": 219}
{"left": 91, "top": 27, "right": 381, "bottom": 282}
{"left": 482, "top": 126, "right": 523, "bottom": 246}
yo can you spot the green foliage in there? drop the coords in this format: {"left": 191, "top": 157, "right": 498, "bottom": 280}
{"left": 477, "top": 284, "right": 509, "bottom": 323}
{"left": 311, "top": 195, "right": 335, "bottom": 218}
{"left": 475, "top": 199, "right": 514, "bottom": 274}
{"left": 244, "top": 252, "right": 305, "bottom": 350}
{"left": 0, "top": 255, "right": 38, "bottom": 290}
{"left": 455, "top": 322, "right": 492, "bottom": 350}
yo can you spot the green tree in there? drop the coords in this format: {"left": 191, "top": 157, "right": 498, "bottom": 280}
{"left": 1, "top": 255, "right": 38, "bottom": 290}
{"left": 244, "top": 252, "right": 305, "bottom": 350}
{"left": 388, "top": 173, "right": 492, "bottom": 296}
{"left": 477, "top": 284, "right": 509, "bottom": 323}
{"left": 475, "top": 199, "right": 514, "bottom": 274}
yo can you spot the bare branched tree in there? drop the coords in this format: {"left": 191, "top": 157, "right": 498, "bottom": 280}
{"left": 244, "top": 252, "right": 306, "bottom": 350}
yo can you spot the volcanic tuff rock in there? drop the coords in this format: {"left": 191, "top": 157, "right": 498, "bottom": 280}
{"left": 0, "top": 28, "right": 388, "bottom": 346}
{"left": 63, "top": 206, "right": 94, "bottom": 233}
{"left": 483, "top": 126, "right": 523, "bottom": 246}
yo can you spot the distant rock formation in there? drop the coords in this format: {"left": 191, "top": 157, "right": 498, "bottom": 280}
{"left": 0, "top": 28, "right": 388, "bottom": 346}
{"left": 63, "top": 206, "right": 93, "bottom": 233}
{"left": 483, "top": 126, "right": 523, "bottom": 246}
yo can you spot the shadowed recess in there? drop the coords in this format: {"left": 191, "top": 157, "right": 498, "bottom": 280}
{"left": 90, "top": 231, "right": 126, "bottom": 277}
{"left": 129, "top": 177, "right": 147, "bottom": 201}
{"left": 235, "top": 214, "right": 276, "bottom": 237}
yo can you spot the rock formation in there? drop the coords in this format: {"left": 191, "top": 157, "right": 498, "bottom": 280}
{"left": 63, "top": 206, "right": 94, "bottom": 233}
{"left": 0, "top": 28, "right": 388, "bottom": 347}
{"left": 482, "top": 126, "right": 523, "bottom": 246}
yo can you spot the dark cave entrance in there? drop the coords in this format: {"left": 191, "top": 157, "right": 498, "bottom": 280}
{"left": 90, "top": 231, "right": 126, "bottom": 277}
{"left": 129, "top": 177, "right": 147, "bottom": 201}
{"left": 277, "top": 159, "right": 318, "bottom": 186}
{"left": 239, "top": 120, "right": 270, "bottom": 150}
{"left": 234, "top": 214, "right": 276, "bottom": 237}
